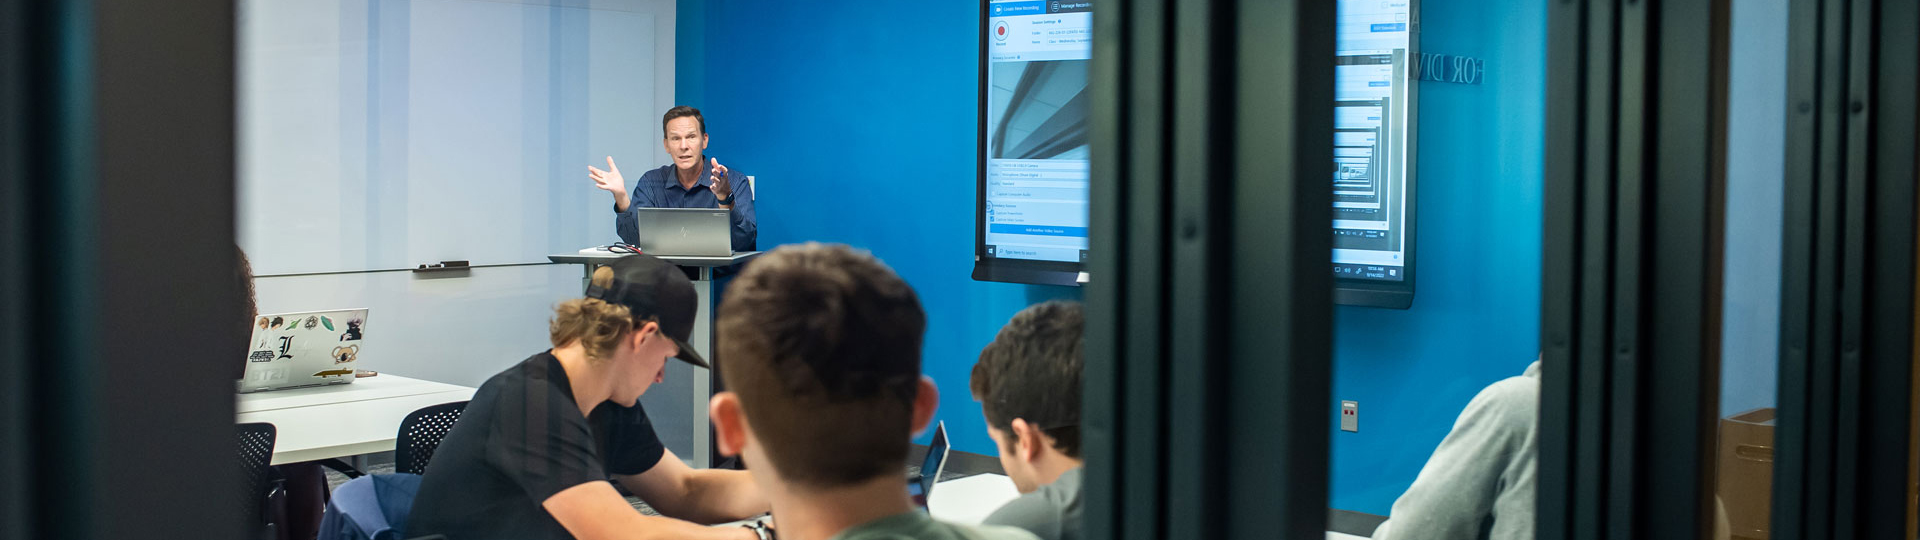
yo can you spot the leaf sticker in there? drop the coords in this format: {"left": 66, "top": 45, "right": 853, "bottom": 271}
{"left": 321, "top": 316, "right": 335, "bottom": 331}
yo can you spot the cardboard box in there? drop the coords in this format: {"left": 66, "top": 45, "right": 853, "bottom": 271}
{"left": 1717, "top": 407, "right": 1775, "bottom": 540}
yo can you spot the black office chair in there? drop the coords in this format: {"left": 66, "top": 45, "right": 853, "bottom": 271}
{"left": 236, "top": 422, "right": 286, "bottom": 540}
{"left": 395, "top": 401, "right": 469, "bottom": 475}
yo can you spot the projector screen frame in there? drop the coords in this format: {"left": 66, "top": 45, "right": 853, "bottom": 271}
{"left": 970, "top": 0, "right": 1422, "bottom": 303}
{"left": 971, "top": 0, "right": 1091, "bottom": 288}
{"left": 1333, "top": 0, "right": 1420, "bottom": 310}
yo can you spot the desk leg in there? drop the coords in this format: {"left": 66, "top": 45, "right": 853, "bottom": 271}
{"left": 581, "top": 263, "right": 597, "bottom": 292}
{"left": 691, "top": 271, "right": 713, "bottom": 469}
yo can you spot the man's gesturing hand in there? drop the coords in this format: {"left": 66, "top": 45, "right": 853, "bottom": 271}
{"left": 589, "top": 156, "right": 631, "bottom": 211}
{"left": 709, "top": 158, "right": 733, "bottom": 203}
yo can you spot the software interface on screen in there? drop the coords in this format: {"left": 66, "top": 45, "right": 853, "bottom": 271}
{"left": 1334, "top": 0, "right": 1413, "bottom": 283}
{"left": 982, "top": 0, "right": 1092, "bottom": 265}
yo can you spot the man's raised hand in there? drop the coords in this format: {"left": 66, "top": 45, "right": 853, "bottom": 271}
{"left": 589, "top": 156, "right": 632, "bottom": 211}
{"left": 588, "top": 156, "right": 626, "bottom": 195}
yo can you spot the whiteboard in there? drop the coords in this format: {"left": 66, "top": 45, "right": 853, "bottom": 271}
{"left": 238, "top": 0, "right": 676, "bottom": 275}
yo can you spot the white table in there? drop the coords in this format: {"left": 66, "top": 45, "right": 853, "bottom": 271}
{"left": 927, "top": 473, "right": 1023, "bottom": 525}
{"left": 925, "top": 473, "right": 1374, "bottom": 539}
{"left": 236, "top": 374, "right": 477, "bottom": 466}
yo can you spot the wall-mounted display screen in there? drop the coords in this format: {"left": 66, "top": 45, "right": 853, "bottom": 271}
{"left": 973, "top": 0, "right": 1092, "bottom": 287}
{"left": 1333, "top": 0, "right": 1419, "bottom": 308}
{"left": 973, "top": 0, "right": 1418, "bottom": 307}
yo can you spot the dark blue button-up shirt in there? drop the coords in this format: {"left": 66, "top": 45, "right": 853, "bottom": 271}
{"left": 614, "top": 157, "right": 757, "bottom": 252}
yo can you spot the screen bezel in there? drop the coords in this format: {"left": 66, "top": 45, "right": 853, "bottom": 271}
{"left": 1333, "top": 0, "right": 1420, "bottom": 309}
{"left": 972, "top": 0, "right": 1087, "bottom": 287}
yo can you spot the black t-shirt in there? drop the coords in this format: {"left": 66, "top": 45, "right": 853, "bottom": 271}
{"left": 409, "top": 352, "right": 667, "bottom": 540}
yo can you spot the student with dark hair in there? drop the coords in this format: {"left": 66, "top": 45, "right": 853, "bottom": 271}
{"left": 588, "top": 105, "right": 757, "bottom": 251}
{"left": 409, "top": 254, "right": 768, "bottom": 540}
{"left": 229, "top": 245, "right": 259, "bottom": 380}
{"left": 233, "top": 246, "right": 330, "bottom": 540}
{"left": 970, "top": 301, "right": 1084, "bottom": 540}
{"left": 709, "top": 243, "right": 1039, "bottom": 540}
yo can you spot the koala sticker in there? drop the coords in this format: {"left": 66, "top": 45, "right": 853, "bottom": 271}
{"left": 331, "top": 344, "right": 359, "bottom": 364}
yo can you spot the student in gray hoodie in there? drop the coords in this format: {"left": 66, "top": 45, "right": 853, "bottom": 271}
{"left": 1370, "top": 357, "right": 1730, "bottom": 540}
{"left": 1370, "top": 359, "right": 1541, "bottom": 540}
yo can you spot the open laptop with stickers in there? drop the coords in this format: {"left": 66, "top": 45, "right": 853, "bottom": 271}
{"left": 237, "top": 308, "right": 370, "bottom": 393}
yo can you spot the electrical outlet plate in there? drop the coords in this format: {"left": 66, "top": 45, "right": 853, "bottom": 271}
{"left": 1341, "top": 400, "right": 1359, "bottom": 432}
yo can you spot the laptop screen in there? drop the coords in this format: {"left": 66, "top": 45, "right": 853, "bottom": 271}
{"left": 919, "top": 422, "right": 949, "bottom": 497}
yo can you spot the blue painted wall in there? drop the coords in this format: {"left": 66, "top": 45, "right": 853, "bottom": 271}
{"left": 676, "top": 0, "right": 1080, "bottom": 456}
{"left": 1720, "top": 0, "right": 1787, "bottom": 417}
{"left": 679, "top": 0, "right": 1549, "bottom": 516}
{"left": 1327, "top": 0, "right": 1548, "bottom": 515}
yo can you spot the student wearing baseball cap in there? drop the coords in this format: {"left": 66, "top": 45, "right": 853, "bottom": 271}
{"left": 410, "top": 254, "right": 768, "bottom": 540}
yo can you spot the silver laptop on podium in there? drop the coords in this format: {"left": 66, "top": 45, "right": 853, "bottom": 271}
{"left": 634, "top": 207, "right": 733, "bottom": 256}
{"left": 237, "top": 308, "right": 370, "bottom": 393}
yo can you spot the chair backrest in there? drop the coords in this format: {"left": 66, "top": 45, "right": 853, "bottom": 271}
{"left": 394, "top": 401, "right": 468, "bottom": 475}
{"left": 235, "top": 422, "right": 278, "bottom": 528}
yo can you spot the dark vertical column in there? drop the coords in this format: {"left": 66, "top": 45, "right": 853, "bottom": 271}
{"left": 1084, "top": 0, "right": 1333, "bottom": 537}
{"left": 1854, "top": 3, "right": 1919, "bottom": 538}
{"left": 4, "top": 0, "right": 242, "bottom": 538}
{"left": 1085, "top": 0, "right": 1171, "bottom": 537}
{"left": 1540, "top": 0, "right": 1729, "bottom": 538}
{"left": 1773, "top": 0, "right": 1838, "bottom": 534}
{"left": 1224, "top": 1, "right": 1335, "bottom": 538}
{"left": 1775, "top": 0, "right": 1920, "bottom": 538}
{"left": 1, "top": 0, "right": 28, "bottom": 537}
{"left": 1538, "top": 0, "right": 1597, "bottom": 537}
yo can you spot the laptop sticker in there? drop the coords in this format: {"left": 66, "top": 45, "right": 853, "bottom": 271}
{"left": 253, "top": 367, "right": 290, "bottom": 383}
{"left": 331, "top": 344, "right": 358, "bottom": 364}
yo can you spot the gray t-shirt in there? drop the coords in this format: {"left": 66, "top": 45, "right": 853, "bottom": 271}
{"left": 982, "top": 467, "right": 1082, "bottom": 540}
{"left": 829, "top": 511, "right": 1040, "bottom": 540}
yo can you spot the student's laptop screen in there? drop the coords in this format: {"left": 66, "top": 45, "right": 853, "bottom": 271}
{"left": 238, "top": 308, "right": 369, "bottom": 393}
{"left": 919, "top": 422, "right": 950, "bottom": 497}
